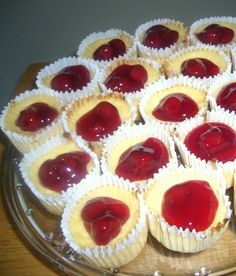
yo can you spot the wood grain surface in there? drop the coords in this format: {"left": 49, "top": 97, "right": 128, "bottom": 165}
{"left": 0, "top": 63, "right": 63, "bottom": 276}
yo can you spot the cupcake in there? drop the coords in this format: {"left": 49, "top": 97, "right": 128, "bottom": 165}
{"left": 62, "top": 93, "right": 136, "bottom": 156}
{"left": 0, "top": 88, "right": 64, "bottom": 154}
{"left": 77, "top": 29, "right": 137, "bottom": 67}
{"left": 139, "top": 76, "right": 208, "bottom": 133}
{"left": 101, "top": 122, "right": 178, "bottom": 186}
{"left": 208, "top": 71, "right": 236, "bottom": 115}
{"left": 19, "top": 135, "right": 100, "bottom": 215}
{"left": 98, "top": 57, "right": 163, "bottom": 108}
{"left": 174, "top": 110, "right": 236, "bottom": 188}
{"left": 36, "top": 56, "right": 100, "bottom": 103}
{"left": 143, "top": 165, "right": 231, "bottom": 253}
{"left": 135, "top": 18, "right": 189, "bottom": 65}
{"left": 189, "top": 16, "right": 236, "bottom": 54}
{"left": 61, "top": 174, "right": 148, "bottom": 269}
{"left": 164, "top": 44, "right": 232, "bottom": 86}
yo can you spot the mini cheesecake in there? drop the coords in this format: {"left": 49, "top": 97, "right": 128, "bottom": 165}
{"left": 143, "top": 165, "right": 231, "bottom": 253}
{"left": 61, "top": 174, "right": 148, "bottom": 269}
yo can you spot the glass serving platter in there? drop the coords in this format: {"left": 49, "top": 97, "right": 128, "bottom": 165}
{"left": 2, "top": 144, "right": 236, "bottom": 276}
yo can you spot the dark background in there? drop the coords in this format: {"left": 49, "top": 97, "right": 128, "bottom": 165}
{"left": 1, "top": 0, "right": 236, "bottom": 111}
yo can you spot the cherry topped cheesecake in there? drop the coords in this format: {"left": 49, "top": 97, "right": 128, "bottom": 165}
{"left": 143, "top": 165, "right": 231, "bottom": 253}
{"left": 135, "top": 18, "right": 188, "bottom": 64}
{"left": 61, "top": 174, "right": 148, "bottom": 269}
{"left": 19, "top": 135, "right": 100, "bottom": 215}
{"left": 0, "top": 88, "right": 65, "bottom": 154}
{"left": 77, "top": 29, "right": 137, "bottom": 65}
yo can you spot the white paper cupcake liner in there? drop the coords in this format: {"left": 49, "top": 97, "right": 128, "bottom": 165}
{"left": 189, "top": 16, "right": 236, "bottom": 52}
{"left": 77, "top": 29, "right": 138, "bottom": 67}
{"left": 19, "top": 135, "right": 100, "bottom": 215}
{"left": 98, "top": 57, "right": 163, "bottom": 104}
{"left": 0, "top": 88, "right": 65, "bottom": 154}
{"left": 135, "top": 18, "right": 189, "bottom": 65}
{"left": 101, "top": 122, "right": 178, "bottom": 187}
{"left": 143, "top": 165, "right": 232, "bottom": 253}
{"left": 164, "top": 44, "right": 232, "bottom": 87}
{"left": 174, "top": 110, "right": 236, "bottom": 188}
{"left": 139, "top": 75, "right": 208, "bottom": 133}
{"left": 36, "top": 56, "right": 100, "bottom": 103}
{"left": 62, "top": 93, "right": 137, "bottom": 156}
{"left": 231, "top": 45, "right": 236, "bottom": 71}
{"left": 208, "top": 71, "right": 236, "bottom": 115}
{"left": 61, "top": 174, "right": 148, "bottom": 268}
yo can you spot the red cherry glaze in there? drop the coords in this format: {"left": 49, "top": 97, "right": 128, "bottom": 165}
{"left": 197, "top": 24, "right": 234, "bottom": 45}
{"left": 181, "top": 58, "right": 220, "bottom": 78}
{"left": 143, "top": 24, "right": 179, "bottom": 49}
{"left": 51, "top": 65, "right": 90, "bottom": 92}
{"left": 93, "top": 39, "right": 126, "bottom": 61}
{"left": 184, "top": 122, "right": 236, "bottom": 163}
{"left": 104, "top": 64, "right": 148, "bottom": 93}
{"left": 115, "top": 137, "right": 169, "bottom": 181}
{"left": 17, "top": 102, "right": 58, "bottom": 132}
{"left": 216, "top": 82, "right": 236, "bottom": 113}
{"left": 76, "top": 101, "right": 121, "bottom": 141}
{"left": 152, "top": 93, "right": 199, "bottom": 122}
{"left": 81, "top": 196, "right": 130, "bottom": 245}
{"left": 38, "top": 151, "right": 90, "bottom": 193}
{"left": 162, "top": 180, "right": 218, "bottom": 231}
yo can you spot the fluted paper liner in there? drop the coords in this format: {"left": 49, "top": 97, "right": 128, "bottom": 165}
{"left": 101, "top": 122, "right": 178, "bottom": 187}
{"left": 232, "top": 45, "right": 236, "bottom": 70}
{"left": 98, "top": 57, "right": 163, "bottom": 106}
{"left": 189, "top": 16, "right": 236, "bottom": 53}
{"left": 62, "top": 93, "right": 137, "bottom": 157}
{"left": 61, "top": 174, "right": 148, "bottom": 269}
{"left": 19, "top": 135, "right": 100, "bottom": 215}
{"left": 139, "top": 75, "right": 208, "bottom": 133}
{"left": 77, "top": 29, "right": 138, "bottom": 67}
{"left": 164, "top": 44, "right": 232, "bottom": 86}
{"left": 143, "top": 165, "right": 232, "bottom": 253}
{"left": 135, "top": 18, "right": 189, "bottom": 65}
{"left": 0, "top": 88, "right": 64, "bottom": 154}
{"left": 36, "top": 56, "right": 100, "bottom": 103}
{"left": 174, "top": 110, "right": 236, "bottom": 188}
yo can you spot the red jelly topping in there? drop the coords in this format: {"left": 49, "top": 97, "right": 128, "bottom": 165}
{"left": 143, "top": 24, "right": 179, "bottom": 49}
{"left": 39, "top": 151, "right": 90, "bottom": 192}
{"left": 17, "top": 102, "right": 58, "bottom": 132}
{"left": 152, "top": 93, "right": 199, "bottom": 122}
{"left": 93, "top": 39, "right": 126, "bottom": 61}
{"left": 81, "top": 196, "right": 130, "bottom": 245}
{"left": 104, "top": 64, "right": 148, "bottom": 93}
{"left": 216, "top": 82, "right": 236, "bottom": 113}
{"left": 115, "top": 137, "right": 169, "bottom": 181}
{"left": 181, "top": 58, "right": 220, "bottom": 78}
{"left": 162, "top": 180, "right": 218, "bottom": 231}
{"left": 76, "top": 101, "right": 121, "bottom": 141}
{"left": 197, "top": 24, "right": 234, "bottom": 45}
{"left": 51, "top": 65, "right": 90, "bottom": 92}
{"left": 184, "top": 122, "right": 236, "bottom": 163}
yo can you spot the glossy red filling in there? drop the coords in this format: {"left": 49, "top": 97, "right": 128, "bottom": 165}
{"left": 76, "top": 101, "right": 121, "bottom": 141}
{"left": 81, "top": 196, "right": 130, "bottom": 245}
{"left": 51, "top": 65, "right": 90, "bottom": 92}
{"left": 152, "top": 93, "right": 199, "bottom": 122}
{"left": 197, "top": 24, "right": 234, "bottom": 45}
{"left": 104, "top": 64, "right": 148, "bottom": 93}
{"left": 184, "top": 122, "right": 236, "bottom": 163}
{"left": 143, "top": 24, "right": 179, "bottom": 49}
{"left": 216, "top": 82, "right": 236, "bottom": 113}
{"left": 39, "top": 151, "right": 90, "bottom": 192}
{"left": 17, "top": 102, "right": 58, "bottom": 132}
{"left": 162, "top": 180, "right": 218, "bottom": 231}
{"left": 115, "top": 137, "right": 169, "bottom": 181}
{"left": 93, "top": 39, "right": 126, "bottom": 61}
{"left": 181, "top": 58, "right": 220, "bottom": 78}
